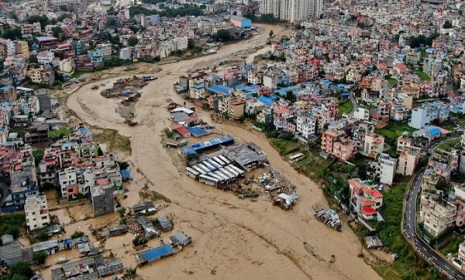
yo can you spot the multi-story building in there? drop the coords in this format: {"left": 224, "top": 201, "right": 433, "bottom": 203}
{"left": 420, "top": 193, "right": 456, "bottom": 238}
{"left": 260, "top": 0, "right": 323, "bottom": 22}
{"left": 409, "top": 101, "right": 449, "bottom": 129}
{"left": 397, "top": 147, "right": 421, "bottom": 176}
{"left": 348, "top": 178, "right": 383, "bottom": 221}
{"left": 296, "top": 115, "right": 316, "bottom": 139}
{"left": 15, "top": 41, "right": 29, "bottom": 59}
{"left": 367, "top": 153, "right": 397, "bottom": 185}
{"left": 321, "top": 130, "right": 358, "bottom": 161}
{"left": 361, "top": 133, "right": 385, "bottom": 159}
{"left": 37, "top": 51, "right": 55, "bottom": 65}
{"left": 91, "top": 183, "right": 115, "bottom": 217}
{"left": 24, "top": 195, "right": 50, "bottom": 231}
{"left": 59, "top": 167, "right": 78, "bottom": 199}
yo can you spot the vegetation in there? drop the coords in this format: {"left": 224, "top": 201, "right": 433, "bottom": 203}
{"left": 71, "top": 231, "right": 85, "bottom": 239}
{"left": 443, "top": 20, "right": 453, "bottom": 29}
{"left": 33, "top": 150, "right": 44, "bottom": 165}
{"left": 376, "top": 122, "right": 416, "bottom": 142}
{"left": 0, "top": 214, "right": 25, "bottom": 239}
{"left": 32, "top": 251, "right": 48, "bottom": 265}
{"left": 243, "top": 13, "right": 287, "bottom": 24}
{"left": 338, "top": 100, "right": 354, "bottom": 118}
{"left": 440, "top": 233, "right": 464, "bottom": 257}
{"left": 129, "top": 4, "right": 203, "bottom": 17}
{"left": 132, "top": 235, "right": 148, "bottom": 246}
{"left": 0, "top": 262, "right": 34, "bottom": 280}
{"left": 216, "top": 29, "right": 233, "bottom": 42}
{"left": 387, "top": 78, "right": 397, "bottom": 87}
{"left": 26, "top": 15, "right": 49, "bottom": 29}
{"left": 414, "top": 70, "right": 431, "bottom": 82}
{"left": 49, "top": 126, "right": 72, "bottom": 140}
{"left": 94, "top": 129, "right": 132, "bottom": 154}
{"left": 126, "top": 266, "right": 137, "bottom": 277}
{"left": 409, "top": 32, "right": 439, "bottom": 48}
{"left": 128, "top": 37, "right": 139, "bottom": 47}
{"left": 438, "top": 138, "right": 461, "bottom": 151}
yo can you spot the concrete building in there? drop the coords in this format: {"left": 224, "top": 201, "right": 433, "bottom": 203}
{"left": 361, "top": 133, "right": 385, "bottom": 159}
{"left": 349, "top": 178, "right": 383, "bottom": 221}
{"left": 420, "top": 193, "right": 456, "bottom": 238}
{"left": 24, "top": 195, "right": 50, "bottom": 231}
{"left": 409, "top": 101, "right": 449, "bottom": 129}
{"left": 37, "top": 51, "right": 55, "bottom": 65}
{"left": 230, "top": 16, "right": 252, "bottom": 29}
{"left": 259, "top": 0, "right": 322, "bottom": 22}
{"left": 91, "top": 183, "right": 115, "bottom": 217}
{"left": 397, "top": 147, "right": 420, "bottom": 176}
{"left": 59, "top": 167, "right": 78, "bottom": 199}
{"left": 321, "top": 129, "right": 358, "bottom": 161}
{"left": 368, "top": 153, "right": 397, "bottom": 185}
{"left": 119, "top": 47, "right": 131, "bottom": 60}
{"left": 296, "top": 115, "right": 316, "bottom": 139}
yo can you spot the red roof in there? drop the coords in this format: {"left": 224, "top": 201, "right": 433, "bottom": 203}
{"left": 274, "top": 108, "right": 289, "bottom": 115}
{"left": 175, "top": 126, "right": 191, "bottom": 137}
{"left": 372, "top": 189, "right": 383, "bottom": 198}
{"left": 96, "top": 178, "right": 109, "bottom": 185}
{"left": 362, "top": 206, "right": 376, "bottom": 215}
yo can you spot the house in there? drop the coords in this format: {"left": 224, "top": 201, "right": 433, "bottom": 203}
{"left": 361, "top": 133, "right": 385, "bottom": 158}
{"left": 397, "top": 147, "right": 421, "bottom": 176}
{"left": 296, "top": 115, "right": 316, "bottom": 139}
{"left": 169, "top": 231, "right": 192, "bottom": 247}
{"left": 409, "top": 101, "right": 449, "bottom": 129}
{"left": 273, "top": 108, "right": 290, "bottom": 130}
{"left": 349, "top": 178, "right": 383, "bottom": 221}
{"left": 24, "top": 195, "right": 50, "bottom": 231}
{"left": 230, "top": 16, "right": 252, "bottom": 29}
{"left": 91, "top": 183, "right": 115, "bottom": 217}
{"left": 59, "top": 167, "right": 78, "bottom": 199}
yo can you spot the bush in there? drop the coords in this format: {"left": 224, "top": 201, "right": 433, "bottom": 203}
{"left": 33, "top": 251, "right": 48, "bottom": 265}
{"left": 71, "top": 231, "right": 85, "bottom": 239}
{"left": 126, "top": 266, "right": 137, "bottom": 277}
{"left": 9, "top": 262, "right": 33, "bottom": 279}
{"left": 132, "top": 235, "right": 148, "bottom": 246}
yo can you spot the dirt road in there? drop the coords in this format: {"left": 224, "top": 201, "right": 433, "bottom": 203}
{"left": 67, "top": 24, "right": 383, "bottom": 280}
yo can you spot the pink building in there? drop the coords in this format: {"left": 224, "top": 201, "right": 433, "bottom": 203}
{"left": 321, "top": 130, "right": 358, "bottom": 161}
{"left": 349, "top": 178, "right": 383, "bottom": 221}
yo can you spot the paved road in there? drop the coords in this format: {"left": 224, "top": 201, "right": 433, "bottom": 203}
{"left": 404, "top": 137, "right": 465, "bottom": 279}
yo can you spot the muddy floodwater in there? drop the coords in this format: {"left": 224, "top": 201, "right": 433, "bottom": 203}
{"left": 64, "top": 24, "right": 386, "bottom": 280}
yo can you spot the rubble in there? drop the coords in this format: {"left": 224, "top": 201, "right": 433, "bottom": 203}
{"left": 315, "top": 209, "right": 342, "bottom": 231}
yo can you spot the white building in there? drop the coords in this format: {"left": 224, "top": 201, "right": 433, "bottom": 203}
{"left": 97, "top": 43, "right": 112, "bottom": 57}
{"left": 37, "top": 51, "right": 55, "bottom": 65}
{"left": 296, "top": 115, "right": 316, "bottom": 139}
{"left": 119, "top": 47, "right": 131, "bottom": 60}
{"left": 377, "top": 153, "right": 397, "bottom": 185}
{"left": 58, "top": 167, "right": 77, "bottom": 198}
{"left": 409, "top": 101, "right": 449, "bottom": 129}
{"left": 420, "top": 194, "right": 456, "bottom": 238}
{"left": 352, "top": 107, "right": 370, "bottom": 121}
{"left": 362, "top": 133, "right": 385, "bottom": 158}
{"left": 24, "top": 195, "right": 50, "bottom": 231}
{"left": 259, "top": 0, "right": 322, "bottom": 22}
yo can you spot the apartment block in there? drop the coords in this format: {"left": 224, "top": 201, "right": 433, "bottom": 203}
{"left": 361, "top": 133, "right": 385, "bottom": 159}
{"left": 420, "top": 193, "right": 456, "bottom": 238}
{"left": 91, "top": 183, "right": 115, "bottom": 217}
{"left": 367, "top": 153, "right": 397, "bottom": 185}
{"left": 59, "top": 167, "right": 78, "bottom": 199}
{"left": 409, "top": 101, "right": 449, "bottom": 129}
{"left": 24, "top": 195, "right": 50, "bottom": 231}
{"left": 321, "top": 130, "right": 358, "bottom": 161}
{"left": 296, "top": 115, "right": 316, "bottom": 139}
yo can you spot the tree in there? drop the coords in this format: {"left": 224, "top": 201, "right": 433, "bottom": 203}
{"left": 443, "top": 20, "right": 453, "bottom": 29}
{"left": 33, "top": 251, "right": 48, "bottom": 265}
{"left": 71, "top": 231, "right": 84, "bottom": 239}
{"left": 128, "top": 37, "right": 139, "bottom": 47}
{"left": 26, "top": 15, "right": 49, "bottom": 29}
{"left": 126, "top": 267, "right": 137, "bottom": 277}
{"left": 269, "top": 30, "right": 274, "bottom": 38}
{"left": 3, "top": 28, "right": 22, "bottom": 40}
{"left": 284, "top": 91, "right": 296, "bottom": 104}
{"left": 51, "top": 26, "right": 63, "bottom": 38}
{"left": 9, "top": 262, "right": 33, "bottom": 279}
{"left": 216, "top": 29, "right": 232, "bottom": 42}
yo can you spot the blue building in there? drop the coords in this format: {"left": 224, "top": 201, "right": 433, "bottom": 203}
{"left": 88, "top": 48, "right": 103, "bottom": 65}
{"left": 230, "top": 16, "right": 252, "bottom": 29}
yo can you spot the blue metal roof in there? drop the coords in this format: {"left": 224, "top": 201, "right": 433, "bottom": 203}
{"left": 427, "top": 128, "right": 441, "bottom": 135}
{"left": 187, "top": 127, "right": 207, "bottom": 136}
{"left": 193, "top": 84, "right": 204, "bottom": 89}
{"left": 36, "top": 36, "right": 58, "bottom": 41}
{"left": 207, "top": 85, "right": 231, "bottom": 95}
{"left": 142, "top": 244, "right": 174, "bottom": 262}
{"left": 258, "top": 96, "right": 274, "bottom": 106}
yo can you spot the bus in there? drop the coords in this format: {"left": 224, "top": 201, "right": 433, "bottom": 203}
{"left": 216, "top": 169, "right": 233, "bottom": 180}
{"left": 208, "top": 172, "right": 224, "bottom": 183}
{"left": 192, "top": 166, "right": 206, "bottom": 175}
{"left": 224, "top": 166, "right": 239, "bottom": 177}
{"left": 185, "top": 167, "right": 200, "bottom": 179}
{"left": 289, "top": 153, "right": 304, "bottom": 163}
{"left": 197, "top": 163, "right": 211, "bottom": 173}
{"left": 218, "top": 155, "right": 230, "bottom": 164}
{"left": 229, "top": 165, "right": 245, "bottom": 177}
{"left": 212, "top": 156, "right": 226, "bottom": 166}
{"left": 207, "top": 159, "right": 222, "bottom": 169}
{"left": 213, "top": 171, "right": 229, "bottom": 181}
{"left": 199, "top": 174, "right": 219, "bottom": 186}
{"left": 202, "top": 161, "right": 217, "bottom": 172}
{"left": 219, "top": 168, "right": 235, "bottom": 179}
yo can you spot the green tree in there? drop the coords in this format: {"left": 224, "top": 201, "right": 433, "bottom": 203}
{"left": 26, "top": 15, "right": 49, "bottom": 29}
{"left": 9, "top": 262, "right": 33, "bottom": 279}
{"left": 3, "top": 28, "right": 22, "bottom": 40}
{"left": 284, "top": 91, "right": 296, "bottom": 104}
{"left": 269, "top": 30, "right": 274, "bottom": 38}
{"left": 443, "top": 20, "right": 453, "bottom": 29}
{"left": 71, "top": 231, "right": 85, "bottom": 239}
{"left": 126, "top": 266, "right": 137, "bottom": 277}
{"left": 51, "top": 26, "right": 63, "bottom": 39}
{"left": 128, "top": 37, "right": 139, "bottom": 47}
{"left": 33, "top": 251, "right": 48, "bottom": 265}
{"left": 216, "top": 29, "right": 232, "bottom": 42}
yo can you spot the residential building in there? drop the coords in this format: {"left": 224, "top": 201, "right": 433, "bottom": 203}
{"left": 296, "top": 115, "right": 316, "bottom": 139}
{"left": 409, "top": 101, "right": 449, "bottom": 129}
{"left": 321, "top": 129, "right": 358, "bottom": 161}
{"left": 59, "top": 167, "right": 78, "bottom": 199}
{"left": 397, "top": 147, "right": 421, "bottom": 176}
{"left": 361, "top": 133, "right": 385, "bottom": 158}
{"left": 91, "top": 183, "right": 115, "bottom": 217}
{"left": 367, "top": 153, "right": 397, "bottom": 185}
{"left": 420, "top": 193, "right": 456, "bottom": 238}
{"left": 349, "top": 178, "right": 383, "bottom": 221}
{"left": 37, "top": 51, "right": 55, "bottom": 65}
{"left": 260, "top": 0, "right": 322, "bottom": 22}
{"left": 24, "top": 195, "right": 50, "bottom": 231}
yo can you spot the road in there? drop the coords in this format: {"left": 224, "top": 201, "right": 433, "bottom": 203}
{"left": 404, "top": 137, "right": 465, "bottom": 280}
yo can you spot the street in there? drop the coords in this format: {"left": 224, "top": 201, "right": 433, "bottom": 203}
{"left": 404, "top": 137, "right": 465, "bottom": 279}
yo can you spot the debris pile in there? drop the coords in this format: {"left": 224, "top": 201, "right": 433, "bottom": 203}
{"left": 315, "top": 208, "right": 342, "bottom": 231}
{"left": 100, "top": 76, "right": 149, "bottom": 98}
{"left": 259, "top": 170, "right": 298, "bottom": 210}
